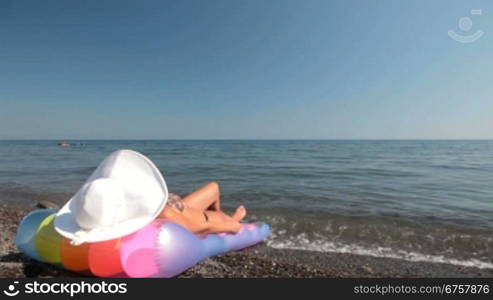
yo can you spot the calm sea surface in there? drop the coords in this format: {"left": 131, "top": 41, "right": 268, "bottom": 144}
{"left": 1, "top": 140, "right": 492, "bottom": 268}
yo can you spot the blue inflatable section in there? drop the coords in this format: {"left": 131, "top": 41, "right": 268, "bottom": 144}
{"left": 155, "top": 221, "right": 270, "bottom": 277}
{"left": 15, "top": 209, "right": 56, "bottom": 261}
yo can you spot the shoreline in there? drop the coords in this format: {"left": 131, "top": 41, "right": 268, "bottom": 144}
{"left": 1, "top": 204, "right": 492, "bottom": 278}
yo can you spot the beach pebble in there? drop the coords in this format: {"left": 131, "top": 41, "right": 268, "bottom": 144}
{"left": 36, "top": 200, "right": 60, "bottom": 210}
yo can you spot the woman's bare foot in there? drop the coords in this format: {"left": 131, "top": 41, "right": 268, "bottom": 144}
{"left": 232, "top": 205, "right": 247, "bottom": 221}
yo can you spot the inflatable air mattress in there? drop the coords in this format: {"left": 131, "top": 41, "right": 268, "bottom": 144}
{"left": 16, "top": 209, "right": 270, "bottom": 277}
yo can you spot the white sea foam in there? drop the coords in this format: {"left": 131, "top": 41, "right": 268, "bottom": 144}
{"left": 267, "top": 237, "right": 493, "bottom": 270}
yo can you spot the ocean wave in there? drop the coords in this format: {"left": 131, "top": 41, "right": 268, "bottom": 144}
{"left": 248, "top": 213, "right": 493, "bottom": 270}
{"left": 267, "top": 236, "right": 493, "bottom": 270}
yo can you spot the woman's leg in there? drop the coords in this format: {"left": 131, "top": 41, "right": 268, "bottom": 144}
{"left": 231, "top": 205, "right": 246, "bottom": 221}
{"left": 204, "top": 206, "right": 246, "bottom": 223}
{"left": 182, "top": 181, "right": 221, "bottom": 211}
{"left": 203, "top": 210, "right": 234, "bottom": 223}
{"left": 182, "top": 182, "right": 247, "bottom": 221}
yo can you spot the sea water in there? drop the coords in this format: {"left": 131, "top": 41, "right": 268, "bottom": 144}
{"left": 1, "top": 140, "right": 492, "bottom": 268}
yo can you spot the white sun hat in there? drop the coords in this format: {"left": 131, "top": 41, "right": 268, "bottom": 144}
{"left": 54, "top": 149, "right": 168, "bottom": 245}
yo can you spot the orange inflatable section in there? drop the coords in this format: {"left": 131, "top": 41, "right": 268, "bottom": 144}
{"left": 88, "top": 239, "right": 124, "bottom": 277}
{"left": 61, "top": 238, "right": 90, "bottom": 272}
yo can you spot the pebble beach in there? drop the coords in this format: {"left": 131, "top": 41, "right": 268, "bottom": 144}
{"left": 2, "top": 204, "right": 492, "bottom": 278}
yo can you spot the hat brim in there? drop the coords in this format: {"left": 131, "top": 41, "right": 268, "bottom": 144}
{"left": 54, "top": 200, "right": 163, "bottom": 243}
{"left": 54, "top": 150, "right": 168, "bottom": 243}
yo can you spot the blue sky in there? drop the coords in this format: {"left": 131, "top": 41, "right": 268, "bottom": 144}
{"left": 1, "top": 0, "right": 492, "bottom": 139}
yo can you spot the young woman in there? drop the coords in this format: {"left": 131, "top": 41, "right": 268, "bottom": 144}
{"left": 158, "top": 181, "right": 247, "bottom": 234}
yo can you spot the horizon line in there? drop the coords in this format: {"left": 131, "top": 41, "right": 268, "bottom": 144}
{"left": 2, "top": 138, "right": 493, "bottom": 141}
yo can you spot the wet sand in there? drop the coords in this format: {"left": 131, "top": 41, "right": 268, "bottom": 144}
{"left": 1, "top": 204, "right": 492, "bottom": 278}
